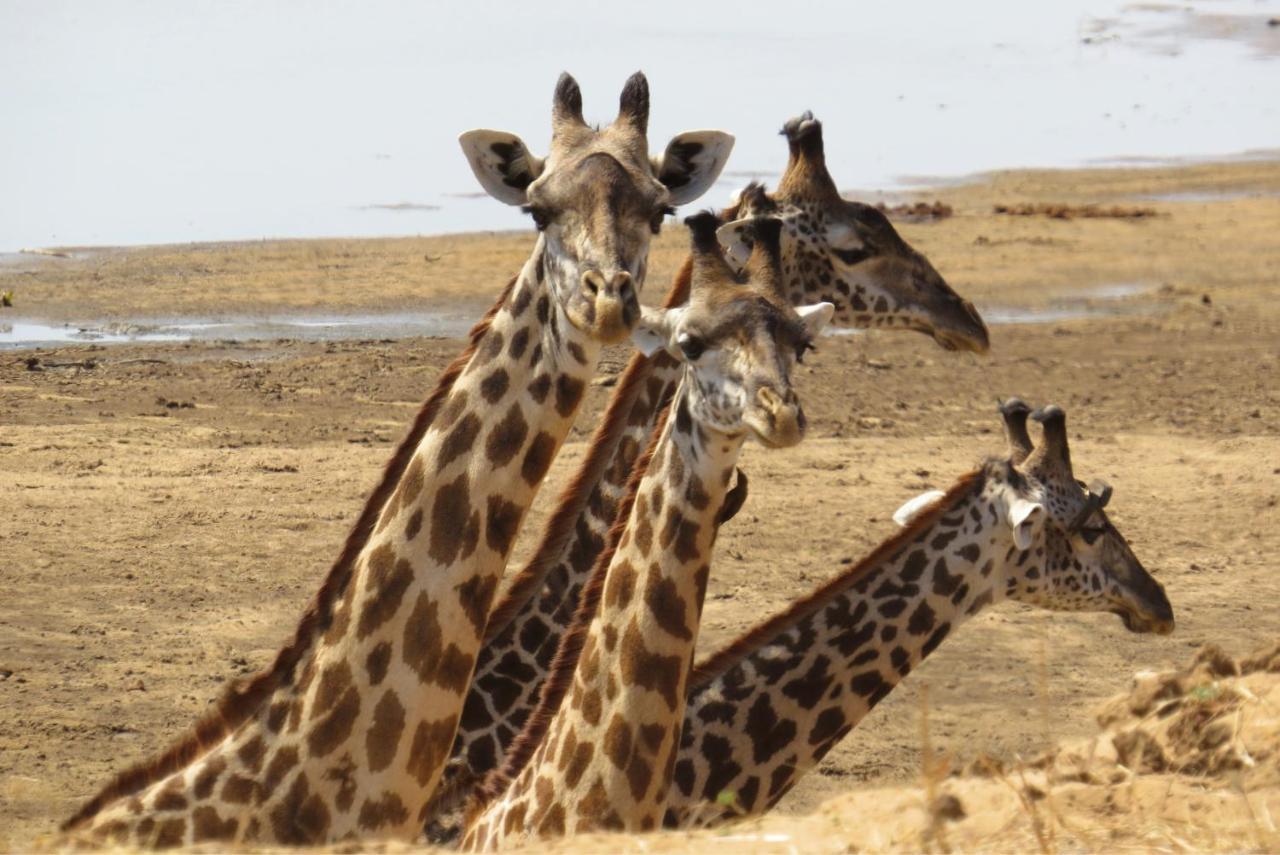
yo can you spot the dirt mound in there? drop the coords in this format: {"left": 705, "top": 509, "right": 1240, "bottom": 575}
{"left": 1090, "top": 642, "right": 1280, "bottom": 786}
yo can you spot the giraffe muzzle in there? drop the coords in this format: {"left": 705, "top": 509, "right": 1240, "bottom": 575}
{"left": 578, "top": 270, "right": 638, "bottom": 344}
{"left": 1111, "top": 576, "right": 1175, "bottom": 635}
{"left": 745, "top": 387, "right": 805, "bottom": 449}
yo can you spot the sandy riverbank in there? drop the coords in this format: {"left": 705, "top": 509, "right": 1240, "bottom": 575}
{"left": 1, "top": 158, "right": 1278, "bottom": 850}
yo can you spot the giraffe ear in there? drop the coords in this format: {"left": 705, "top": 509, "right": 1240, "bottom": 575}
{"left": 892, "top": 490, "right": 947, "bottom": 527}
{"left": 715, "top": 217, "right": 754, "bottom": 272}
{"left": 654, "top": 131, "right": 735, "bottom": 206}
{"left": 1008, "top": 497, "right": 1045, "bottom": 551}
{"left": 631, "top": 306, "right": 685, "bottom": 357}
{"left": 796, "top": 302, "right": 835, "bottom": 337}
{"left": 458, "top": 130, "right": 545, "bottom": 206}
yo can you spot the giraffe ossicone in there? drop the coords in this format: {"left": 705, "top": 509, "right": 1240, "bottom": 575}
{"left": 459, "top": 210, "right": 832, "bottom": 850}
{"left": 61, "top": 71, "right": 732, "bottom": 849}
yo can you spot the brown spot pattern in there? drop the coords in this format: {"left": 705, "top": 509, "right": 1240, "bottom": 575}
{"left": 485, "top": 495, "right": 522, "bottom": 555}
{"left": 358, "top": 791, "right": 409, "bottom": 831}
{"left": 356, "top": 547, "right": 414, "bottom": 640}
{"left": 192, "top": 805, "right": 237, "bottom": 842}
{"left": 456, "top": 573, "right": 498, "bottom": 638}
{"left": 485, "top": 403, "right": 529, "bottom": 468}
{"left": 428, "top": 472, "right": 480, "bottom": 565}
{"left": 366, "top": 689, "right": 406, "bottom": 772}
{"left": 521, "top": 431, "right": 557, "bottom": 486}
{"left": 555, "top": 375, "right": 585, "bottom": 417}
{"left": 365, "top": 641, "right": 391, "bottom": 686}
{"left": 406, "top": 715, "right": 459, "bottom": 786}
{"left": 307, "top": 683, "right": 361, "bottom": 758}
{"left": 437, "top": 412, "right": 482, "bottom": 472}
{"left": 644, "top": 571, "right": 692, "bottom": 641}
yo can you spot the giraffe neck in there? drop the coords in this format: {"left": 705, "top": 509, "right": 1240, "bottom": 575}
{"left": 74, "top": 242, "right": 606, "bottom": 847}
{"left": 664, "top": 470, "right": 1016, "bottom": 825}
{"left": 462, "top": 387, "right": 742, "bottom": 850}
{"left": 425, "top": 236, "right": 890, "bottom": 831}
{"left": 427, "top": 266, "right": 689, "bottom": 824}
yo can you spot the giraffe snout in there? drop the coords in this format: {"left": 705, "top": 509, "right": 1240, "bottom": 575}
{"left": 579, "top": 270, "right": 638, "bottom": 344}
{"left": 747, "top": 386, "right": 805, "bottom": 448}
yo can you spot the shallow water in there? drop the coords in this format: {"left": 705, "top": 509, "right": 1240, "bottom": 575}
{"left": 0, "top": 312, "right": 478, "bottom": 350}
{"left": 1130, "top": 188, "right": 1280, "bottom": 203}
{"left": 2, "top": 0, "right": 1278, "bottom": 252}
{"left": 825, "top": 282, "right": 1156, "bottom": 336}
{"left": 1, "top": 283, "right": 1157, "bottom": 350}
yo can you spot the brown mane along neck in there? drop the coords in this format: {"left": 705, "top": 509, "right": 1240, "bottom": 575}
{"left": 689, "top": 466, "right": 987, "bottom": 688}
{"left": 466, "top": 400, "right": 673, "bottom": 816}
{"left": 62, "top": 278, "right": 518, "bottom": 832}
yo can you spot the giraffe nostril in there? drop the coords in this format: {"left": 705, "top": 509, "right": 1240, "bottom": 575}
{"left": 581, "top": 272, "right": 602, "bottom": 297}
{"left": 756, "top": 387, "right": 782, "bottom": 411}
{"left": 615, "top": 274, "right": 635, "bottom": 304}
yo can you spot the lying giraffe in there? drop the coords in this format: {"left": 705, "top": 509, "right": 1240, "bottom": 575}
{"left": 426, "top": 112, "right": 991, "bottom": 830}
{"left": 662, "top": 400, "right": 1175, "bottom": 826}
{"left": 60, "top": 72, "right": 732, "bottom": 848}
{"left": 461, "top": 211, "right": 835, "bottom": 850}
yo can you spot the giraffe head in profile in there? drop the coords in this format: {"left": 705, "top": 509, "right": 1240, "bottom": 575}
{"left": 1001, "top": 403, "right": 1174, "bottom": 633}
{"left": 460, "top": 72, "right": 734, "bottom": 343}
{"left": 898, "top": 399, "right": 1175, "bottom": 634}
{"left": 632, "top": 211, "right": 833, "bottom": 448}
{"left": 719, "top": 111, "right": 988, "bottom": 354}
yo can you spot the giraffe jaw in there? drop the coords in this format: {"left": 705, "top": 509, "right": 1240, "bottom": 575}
{"left": 1112, "top": 604, "right": 1175, "bottom": 635}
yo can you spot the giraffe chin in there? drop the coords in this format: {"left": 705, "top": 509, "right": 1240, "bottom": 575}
{"left": 1114, "top": 606, "right": 1175, "bottom": 636}
{"left": 744, "top": 414, "right": 803, "bottom": 449}
{"left": 929, "top": 324, "right": 990, "bottom": 355}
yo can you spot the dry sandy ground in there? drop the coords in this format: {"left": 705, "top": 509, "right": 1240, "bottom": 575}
{"left": 1, "top": 160, "right": 1278, "bottom": 850}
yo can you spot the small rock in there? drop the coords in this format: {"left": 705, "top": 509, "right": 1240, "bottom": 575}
{"left": 930, "top": 793, "right": 967, "bottom": 822}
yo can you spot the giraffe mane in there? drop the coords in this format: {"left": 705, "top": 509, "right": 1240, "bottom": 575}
{"left": 62, "top": 277, "right": 518, "bottom": 832}
{"left": 465, "top": 400, "right": 672, "bottom": 818}
{"left": 688, "top": 465, "right": 990, "bottom": 689}
{"left": 480, "top": 257, "right": 694, "bottom": 643}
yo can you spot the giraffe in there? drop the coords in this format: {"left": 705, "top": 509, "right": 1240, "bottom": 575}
{"left": 425, "top": 111, "right": 992, "bottom": 831}
{"left": 661, "top": 400, "right": 1175, "bottom": 827}
{"left": 460, "top": 210, "right": 835, "bottom": 850}
{"left": 59, "top": 72, "right": 733, "bottom": 848}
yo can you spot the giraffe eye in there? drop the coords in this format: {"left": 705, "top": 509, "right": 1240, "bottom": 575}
{"left": 833, "top": 247, "right": 871, "bottom": 266}
{"left": 795, "top": 340, "right": 815, "bottom": 363}
{"left": 677, "top": 333, "right": 705, "bottom": 361}
{"left": 1079, "top": 526, "right": 1105, "bottom": 545}
{"left": 521, "top": 205, "right": 553, "bottom": 231}
{"left": 651, "top": 205, "right": 676, "bottom": 235}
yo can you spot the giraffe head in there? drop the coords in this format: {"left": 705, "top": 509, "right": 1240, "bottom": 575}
{"left": 460, "top": 72, "right": 734, "bottom": 343}
{"left": 718, "top": 111, "right": 988, "bottom": 354}
{"left": 902, "top": 401, "right": 1175, "bottom": 634}
{"left": 632, "top": 211, "right": 833, "bottom": 448}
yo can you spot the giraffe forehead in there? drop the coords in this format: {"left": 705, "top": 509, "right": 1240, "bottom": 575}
{"left": 534, "top": 149, "right": 664, "bottom": 215}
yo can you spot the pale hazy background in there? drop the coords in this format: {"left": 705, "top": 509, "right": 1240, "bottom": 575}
{"left": 3, "top": 0, "right": 1277, "bottom": 251}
